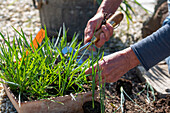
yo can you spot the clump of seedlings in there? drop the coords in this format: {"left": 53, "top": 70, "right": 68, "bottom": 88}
{"left": 0, "top": 26, "right": 102, "bottom": 104}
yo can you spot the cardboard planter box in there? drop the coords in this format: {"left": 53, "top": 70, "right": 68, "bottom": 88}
{"left": 3, "top": 84, "right": 99, "bottom": 113}
{"left": 0, "top": 22, "right": 98, "bottom": 113}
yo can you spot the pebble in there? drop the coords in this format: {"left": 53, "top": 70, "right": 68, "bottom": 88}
{"left": 0, "top": 0, "right": 41, "bottom": 40}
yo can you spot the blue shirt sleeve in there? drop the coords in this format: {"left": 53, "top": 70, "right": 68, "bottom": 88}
{"left": 131, "top": 22, "right": 170, "bottom": 71}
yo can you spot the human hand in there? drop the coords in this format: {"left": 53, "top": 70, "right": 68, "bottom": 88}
{"left": 84, "top": 12, "right": 113, "bottom": 48}
{"left": 85, "top": 47, "right": 140, "bottom": 83}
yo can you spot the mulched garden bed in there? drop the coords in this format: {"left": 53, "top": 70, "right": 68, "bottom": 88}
{"left": 104, "top": 67, "right": 170, "bottom": 113}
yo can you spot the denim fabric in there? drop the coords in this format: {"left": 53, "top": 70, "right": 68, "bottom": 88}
{"left": 163, "top": 0, "right": 170, "bottom": 73}
{"left": 131, "top": 23, "right": 170, "bottom": 71}
{"left": 130, "top": 1, "right": 170, "bottom": 72}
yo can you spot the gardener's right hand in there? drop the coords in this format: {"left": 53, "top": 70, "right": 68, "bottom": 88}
{"left": 85, "top": 47, "right": 140, "bottom": 83}
{"left": 84, "top": 12, "right": 113, "bottom": 48}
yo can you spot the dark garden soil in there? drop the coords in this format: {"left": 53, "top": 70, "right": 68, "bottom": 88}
{"left": 103, "top": 67, "right": 170, "bottom": 113}
{"left": 83, "top": 101, "right": 101, "bottom": 113}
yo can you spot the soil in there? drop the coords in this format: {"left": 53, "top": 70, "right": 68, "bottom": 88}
{"left": 83, "top": 101, "right": 101, "bottom": 113}
{"left": 116, "top": 78, "right": 132, "bottom": 96}
{"left": 1, "top": 1, "right": 169, "bottom": 112}
{"left": 103, "top": 68, "right": 170, "bottom": 113}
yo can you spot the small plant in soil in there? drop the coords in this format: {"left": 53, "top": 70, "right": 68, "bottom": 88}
{"left": 0, "top": 26, "right": 101, "bottom": 104}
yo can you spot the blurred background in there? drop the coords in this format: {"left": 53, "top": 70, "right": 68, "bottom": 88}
{"left": 0, "top": 0, "right": 169, "bottom": 112}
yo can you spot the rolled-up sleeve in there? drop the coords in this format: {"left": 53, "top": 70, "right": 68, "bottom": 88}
{"left": 131, "top": 22, "right": 170, "bottom": 71}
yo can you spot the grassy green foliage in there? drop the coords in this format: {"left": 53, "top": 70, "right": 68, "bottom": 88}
{"left": 89, "top": 48, "right": 105, "bottom": 112}
{"left": 120, "top": 0, "right": 148, "bottom": 29}
{"left": 0, "top": 26, "right": 100, "bottom": 102}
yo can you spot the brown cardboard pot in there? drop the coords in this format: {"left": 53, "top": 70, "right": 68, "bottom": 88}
{"left": 3, "top": 84, "right": 99, "bottom": 113}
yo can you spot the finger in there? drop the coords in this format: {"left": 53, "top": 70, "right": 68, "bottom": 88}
{"left": 96, "top": 75, "right": 107, "bottom": 85}
{"left": 85, "top": 66, "right": 93, "bottom": 75}
{"left": 87, "top": 73, "right": 99, "bottom": 83}
{"left": 84, "top": 19, "right": 100, "bottom": 44}
{"left": 85, "top": 66, "right": 93, "bottom": 81}
{"left": 95, "top": 33, "right": 106, "bottom": 48}
{"left": 84, "top": 26, "right": 94, "bottom": 44}
{"left": 105, "top": 23, "right": 114, "bottom": 36}
{"left": 101, "top": 23, "right": 113, "bottom": 41}
{"left": 101, "top": 25, "right": 110, "bottom": 41}
{"left": 86, "top": 73, "right": 97, "bottom": 83}
{"left": 88, "top": 75, "right": 92, "bottom": 81}
{"left": 85, "top": 62, "right": 98, "bottom": 75}
{"left": 84, "top": 13, "right": 104, "bottom": 44}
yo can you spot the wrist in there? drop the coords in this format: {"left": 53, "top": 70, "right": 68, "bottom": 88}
{"left": 97, "top": 0, "right": 122, "bottom": 14}
{"left": 122, "top": 47, "right": 140, "bottom": 70}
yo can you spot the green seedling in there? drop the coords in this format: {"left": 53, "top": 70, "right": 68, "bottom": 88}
{"left": 0, "top": 25, "right": 101, "bottom": 103}
{"left": 114, "top": 86, "right": 147, "bottom": 113}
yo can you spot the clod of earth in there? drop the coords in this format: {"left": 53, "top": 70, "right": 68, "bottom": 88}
{"left": 116, "top": 78, "right": 132, "bottom": 96}
{"left": 82, "top": 101, "right": 101, "bottom": 113}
